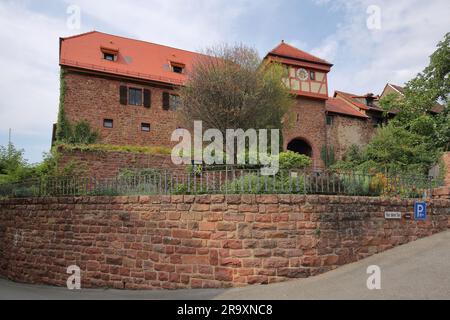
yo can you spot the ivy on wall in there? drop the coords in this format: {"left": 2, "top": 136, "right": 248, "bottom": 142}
{"left": 55, "top": 69, "right": 98, "bottom": 144}
{"left": 321, "top": 145, "right": 336, "bottom": 168}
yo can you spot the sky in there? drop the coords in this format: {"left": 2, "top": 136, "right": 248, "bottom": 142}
{"left": 0, "top": 0, "right": 449, "bottom": 163}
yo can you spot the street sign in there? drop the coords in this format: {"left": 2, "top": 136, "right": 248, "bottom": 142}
{"left": 385, "top": 211, "right": 402, "bottom": 219}
{"left": 414, "top": 202, "right": 427, "bottom": 221}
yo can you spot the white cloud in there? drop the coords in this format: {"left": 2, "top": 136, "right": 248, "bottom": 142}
{"left": 0, "top": 1, "right": 75, "bottom": 137}
{"left": 64, "top": 0, "right": 262, "bottom": 51}
{"left": 0, "top": 0, "right": 264, "bottom": 161}
{"left": 311, "top": 0, "right": 450, "bottom": 95}
{"left": 311, "top": 39, "right": 338, "bottom": 62}
{"left": 0, "top": 0, "right": 448, "bottom": 162}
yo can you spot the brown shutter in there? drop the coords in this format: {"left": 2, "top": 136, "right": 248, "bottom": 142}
{"left": 162, "top": 92, "right": 170, "bottom": 110}
{"left": 143, "top": 89, "right": 151, "bottom": 108}
{"left": 120, "top": 86, "right": 128, "bottom": 105}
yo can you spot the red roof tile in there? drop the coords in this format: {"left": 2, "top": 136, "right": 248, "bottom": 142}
{"left": 60, "top": 31, "right": 207, "bottom": 86}
{"left": 326, "top": 98, "right": 368, "bottom": 118}
{"left": 266, "top": 42, "right": 332, "bottom": 66}
{"left": 334, "top": 91, "right": 370, "bottom": 111}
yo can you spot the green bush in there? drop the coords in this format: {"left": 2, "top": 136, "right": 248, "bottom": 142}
{"left": 339, "top": 173, "right": 373, "bottom": 196}
{"left": 279, "top": 151, "right": 312, "bottom": 170}
{"left": 68, "top": 121, "right": 99, "bottom": 144}
{"left": 224, "top": 171, "right": 305, "bottom": 194}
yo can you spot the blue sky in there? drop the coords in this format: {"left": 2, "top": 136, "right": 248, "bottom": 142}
{"left": 0, "top": 0, "right": 449, "bottom": 163}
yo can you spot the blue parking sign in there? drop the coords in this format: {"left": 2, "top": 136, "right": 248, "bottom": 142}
{"left": 414, "top": 202, "right": 427, "bottom": 221}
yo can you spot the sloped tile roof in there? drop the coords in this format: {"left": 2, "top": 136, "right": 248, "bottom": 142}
{"left": 60, "top": 31, "right": 208, "bottom": 85}
{"left": 326, "top": 98, "right": 368, "bottom": 118}
{"left": 266, "top": 42, "right": 333, "bottom": 66}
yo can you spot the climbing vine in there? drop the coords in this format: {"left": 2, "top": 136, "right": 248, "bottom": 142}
{"left": 55, "top": 69, "right": 98, "bottom": 144}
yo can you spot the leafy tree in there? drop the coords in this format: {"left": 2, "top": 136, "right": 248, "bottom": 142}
{"left": 380, "top": 32, "right": 449, "bottom": 151}
{"left": 178, "top": 44, "right": 294, "bottom": 148}
{"left": 0, "top": 143, "right": 31, "bottom": 183}
{"left": 363, "top": 125, "right": 438, "bottom": 174}
{"left": 332, "top": 125, "right": 439, "bottom": 175}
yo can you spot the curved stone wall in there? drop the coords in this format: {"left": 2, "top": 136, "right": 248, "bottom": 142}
{"left": 0, "top": 195, "right": 448, "bottom": 289}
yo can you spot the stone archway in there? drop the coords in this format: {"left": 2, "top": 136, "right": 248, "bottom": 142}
{"left": 287, "top": 138, "right": 313, "bottom": 157}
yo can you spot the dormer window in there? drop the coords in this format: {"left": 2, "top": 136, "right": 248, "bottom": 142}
{"left": 103, "top": 53, "right": 116, "bottom": 61}
{"left": 101, "top": 44, "right": 119, "bottom": 62}
{"left": 170, "top": 62, "right": 185, "bottom": 74}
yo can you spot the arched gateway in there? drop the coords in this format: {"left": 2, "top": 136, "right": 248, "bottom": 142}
{"left": 287, "top": 138, "right": 313, "bottom": 157}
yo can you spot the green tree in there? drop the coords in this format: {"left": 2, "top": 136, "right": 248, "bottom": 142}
{"left": 0, "top": 143, "right": 32, "bottom": 183}
{"left": 380, "top": 32, "right": 449, "bottom": 150}
{"left": 179, "top": 44, "right": 294, "bottom": 148}
{"left": 364, "top": 125, "right": 438, "bottom": 174}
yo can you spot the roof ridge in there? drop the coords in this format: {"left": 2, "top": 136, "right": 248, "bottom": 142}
{"left": 268, "top": 41, "right": 332, "bottom": 65}
{"left": 61, "top": 30, "right": 97, "bottom": 40}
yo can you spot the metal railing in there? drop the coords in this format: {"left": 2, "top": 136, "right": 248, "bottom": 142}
{"left": 0, "top": 168, "right": 439, "bottom": 199}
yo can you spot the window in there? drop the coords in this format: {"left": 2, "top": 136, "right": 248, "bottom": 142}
{"left": 103, "top": 53, "right": 116, "bottom": 61}
{"left": 296, "top": 113, "right": 300, "bottom": 122}
{"left": 103, "top": 119, "right": 113, "bottom": 128}
{"left": 172, "top": 65, "right": 183, "bottom": 73}
{"left": 128, "top": 88, "right": 143, "bottom": 106}
{"left": 171, "top": 62, "right": 185, "bottom": 74}
{"left": 141, "top": 123, "right": 151, "bottom": 132}
{"left": 326, "top": 115, "right": 333, "bottom": 125}
{"left": 163, "top": 92, "right": 181, "bottom": 111}
{"left": 169, "top": 94, "right": 181, "bottom": 111}
{"left": 310, "top": 71, "right": 316, "bottom": 81}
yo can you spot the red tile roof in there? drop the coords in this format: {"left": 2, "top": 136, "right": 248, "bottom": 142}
{"left": 60, "top": 31, "right": 208, "bottom": 86}
{"left": 266, "top": 41, "right": 333, "bottom": 66}
{"left": 334, "top": 91, "right": 370, "bottom": 110}
{"left": 326, "top": 98, "right": 368, "bottom": 118}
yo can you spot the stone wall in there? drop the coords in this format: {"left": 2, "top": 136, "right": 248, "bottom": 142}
{"left": 58, "top": 148, "right": 185, "bottom": 179}
{"left": 326, "top": 115, "right": 375, "bottom": 161}
{"left": 0, "top": 195, "right": 448, "bottom": 290}
{"left": 63, "top": 69, "right": 180, "bottom": 147}
{"left": 283, "top": 97, "right": 327, "bottom": 169}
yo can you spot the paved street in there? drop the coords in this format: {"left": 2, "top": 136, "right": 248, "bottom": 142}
{"left": 1, "top": 230, "right": 449, "bottom": 300}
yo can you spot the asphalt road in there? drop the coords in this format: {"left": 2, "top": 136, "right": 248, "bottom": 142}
{"left": 1, "top": 230, "right": 449, "bottom": 300}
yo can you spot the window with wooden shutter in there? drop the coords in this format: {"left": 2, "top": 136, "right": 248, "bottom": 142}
{"left": 143, "top": 89, "right": 151, "bottom": 108}
{"left": 162, "top": 92, "right": 170, "bottom": 110}
{"left": 128, "top": 88, "right": 143, "bottom": 106}
{"left": 120, "top": 86, "right": 128, "bottom": 105}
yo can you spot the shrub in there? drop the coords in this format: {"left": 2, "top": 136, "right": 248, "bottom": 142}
{"left": 278, "top": 151, "right": 312, "bottom": 170}
{"left": 224, "top": 171, "right": 305, "bottom": 194}
{"left": 68, "top": 121, "right": 98, "bottom": 144}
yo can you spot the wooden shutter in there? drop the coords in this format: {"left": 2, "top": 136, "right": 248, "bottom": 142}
{"left": 120, "top": 86, "right": 128, "bottom": 105}
{"left": 162, "top": 92, "right": 170, "bottom": 110}
{"left": 143, "top": 89, "right": 151, "bottom": 108}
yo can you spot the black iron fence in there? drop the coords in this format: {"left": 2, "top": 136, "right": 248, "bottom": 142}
{"left": 0, "top": 168, "right": 440, "bottom": 199}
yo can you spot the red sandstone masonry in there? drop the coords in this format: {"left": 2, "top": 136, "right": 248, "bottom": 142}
{"left": 0, "top": 195, "right": 448, "bottom": 290}
{"left": 58, "top": 148, "right": 185, "bottom": 179}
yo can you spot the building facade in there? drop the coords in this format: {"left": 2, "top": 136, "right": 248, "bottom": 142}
{"left": 57, "top": 31, "right": 395, "bottom": 169}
